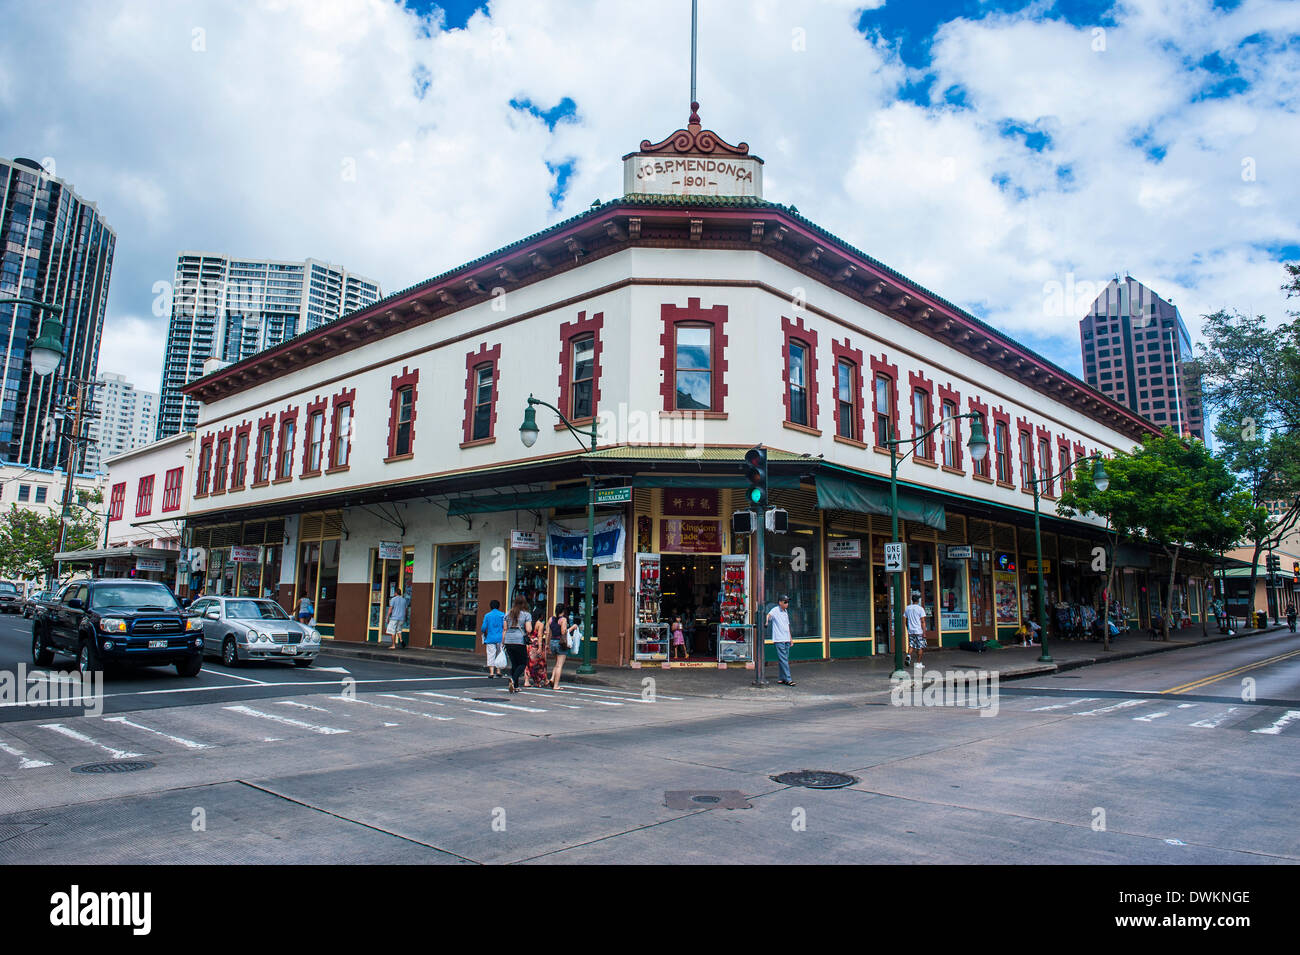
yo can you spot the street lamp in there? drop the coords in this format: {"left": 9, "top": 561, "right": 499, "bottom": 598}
{"left": 518, "top": 394, "right": 598, "bottom": 674}
{"left": 1028, "top": 453, "right": 1108, "bottom": 663}
{"left": 886, "top": 412, "right": 988, "bottom": 679}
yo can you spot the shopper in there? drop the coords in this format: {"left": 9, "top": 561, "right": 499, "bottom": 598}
{"left": 1287, "top": 603, "right": 1297, "bottom": 634}
{"left": 671, "top": 615, "right": 686, "bottom": 660}
{"left": 905, "top": 592, "right": 928, "bottom": 667}
{"left": 297, "top": 594, "right": 314, "bottom": 625}
{"left": 766, "top": 595, "right": 796, "bottom": 686}
{"left": 548, "top": 603, "right": 569, "bottom": 689}
{"left": 384, "top": 589, "right": 409, "bottom": 648}
{"left": 481, "top": 599, "right": 506, "bottom": 678}
{"left": 502, "top": 596, "right": 532, "bottom": 693}
{"left": 526, "top": 617, "right": 549, "bottom": 688}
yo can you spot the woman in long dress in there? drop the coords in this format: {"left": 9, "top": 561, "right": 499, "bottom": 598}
{"left": 525, "top": 617, "right": 549, "bottom": 688}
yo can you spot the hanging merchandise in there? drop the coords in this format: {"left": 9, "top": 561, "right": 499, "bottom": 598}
{"left": 717, "top": 554, "right": 753, "bottom": 663}
{"left": 634, "top": 552, "right": 668, "bottom": 661}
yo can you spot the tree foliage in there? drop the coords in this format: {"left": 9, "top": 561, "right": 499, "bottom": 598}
{"left": 0, "top": 503, "right": 101, "bottom": 581}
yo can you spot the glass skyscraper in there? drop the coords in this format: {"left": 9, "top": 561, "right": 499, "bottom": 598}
{"left": 0, "top": 157, "right": 116, "bottom": 471}
{"left": 157, "top": 254, "right": 380, "bottom": 439}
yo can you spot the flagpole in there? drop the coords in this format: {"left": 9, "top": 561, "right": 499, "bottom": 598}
{"left": 690, "top": 0, "right": 698, "bottom": 105}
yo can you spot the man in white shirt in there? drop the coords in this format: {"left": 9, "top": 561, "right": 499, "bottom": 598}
{"left": 767, "top": 595, "right": 796, "bottom": 686}
{"left": 904, "top": 592, "right": 928, "bottom": 667}
{"left": 385, "top": 589, "right": 409, "bottom": 648}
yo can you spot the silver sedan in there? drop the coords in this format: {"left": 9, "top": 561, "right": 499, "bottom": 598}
{"left": 191, "top": 596, "right": 322, "bottom": 667}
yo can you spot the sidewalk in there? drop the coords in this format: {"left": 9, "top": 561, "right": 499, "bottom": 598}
{"left": 320, "top": 622, "right": 1294, "bottom": 701}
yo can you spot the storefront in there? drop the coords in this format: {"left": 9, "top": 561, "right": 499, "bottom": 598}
{"left": 192, "top": 520, "right": 285, "bottom": 602}
{"left": 433, "top": 541, "right": 480, "bottom": 650}
{"left": 294, "top": 512, "right": 341, "bottom": 637}
{"left": 367, "top": 541, "right": 414, "bottom": 644}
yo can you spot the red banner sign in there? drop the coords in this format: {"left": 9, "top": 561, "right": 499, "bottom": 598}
{"left": 662, "top": 490, "right": 719, "bottom": 517}
{"left": 660, "top": 519, "right": 721, "bottom": 553}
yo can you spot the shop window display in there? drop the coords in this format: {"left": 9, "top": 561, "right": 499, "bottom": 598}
{"left": 938, "top": 545, "right": 969, "bottom": 633}
{"left": 511, "top": 548, "right": 549, "bottom": 622}
{"left": 764, "top": 524, "right": 822, "bottom": 646}
{"left": 436, "top": 543, "right": 479, "bottom": 632}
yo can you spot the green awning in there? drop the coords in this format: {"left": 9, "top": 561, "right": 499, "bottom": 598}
{"left": 815, "top": 474, "right": 946, "bottom": 531}
{"left": 448, "top": 487, "right": 588, "bottom": 516}
{"left": 629, "top": 474, "right": 801, "bottom": 490}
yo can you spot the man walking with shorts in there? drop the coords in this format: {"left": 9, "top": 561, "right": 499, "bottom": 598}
{"left": 904, "top": 592, "right": 928, "bottom": 667}
{"left": 767, "top": 595, "right": 796, "bottom": 686}
{"left": 481, "top": 599, "right": 506, "bottom": 677}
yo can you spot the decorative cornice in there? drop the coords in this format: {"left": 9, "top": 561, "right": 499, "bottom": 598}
{"left": 628, "top": 102, "right": 756, "bottom": 160}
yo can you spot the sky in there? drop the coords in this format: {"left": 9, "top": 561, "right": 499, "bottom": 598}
{"left": 1, "top": 0, "right": 1297, "bottom": 394}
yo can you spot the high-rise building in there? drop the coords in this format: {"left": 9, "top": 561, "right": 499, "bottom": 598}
{"left": 156, "top": 254, "right": 380, "bottom": 439}
{"left": 84, "top": 372, "right": 158, "bottom": 472}
{"left": 0, "top": 157, "right": 116, "bottom": 470}
{"left": 1080, "top": 277, "right": 1203, "bottom": 439}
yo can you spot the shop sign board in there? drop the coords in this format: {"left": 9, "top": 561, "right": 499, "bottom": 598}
{"left": 378, "top": 540, "right": 404, "bottom": 560}
{"left": 828, "top": 539, "right": 862, "bottom": 560}
{"left": 660, "top": 519, "right": 721, "bottom": 554}
{"left": 1025, "top": 559, "right": 1052, "bottom": 573}
{"left": 136, "top": 557, "right": 167, "bottom": 573}
{"left": 884, "top": 542, "right": 904, "bottom": 573}
{"left": 941, "top": 612, "right": 969, "bottom": 631}
{"left": 661, "top": 490, "right": 718, "bottom": 517}
{"left": 945, "top": 545, "right": 973, "bottom": 560}
{"left": 230, "top": 545, "right": 261, "bottom": 563}
{"left": 594, "top": 486, "right": 632, "bottom": 506}
{"left": 510, "top": 530, "right": 541, "bottom": 551}
{"left": 547, "top": 516, "right": 625, "bottom": 567}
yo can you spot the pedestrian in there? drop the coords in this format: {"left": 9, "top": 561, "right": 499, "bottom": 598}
{"left": 297, "top": 594, "right": 314, "bottom": 625}
{"left": 766, "top": 595, "right": 796, "bottom": 686}
{"left": 525, "top": 618, "right": 549, "bottom": 687}
{"left": 547, "top": 603, "right": 569, "bottom": 689}
{"left": 502, "top": 596, "right": 532, "bottom": 693}
{"left": 384, "top": 588, "right": 409, "bottom": 648}
{"left": 1287, "top": 603, "right": 1297, "bottom": 634}
{"left": 481, "top": 599, "right": 506, "bottom": 677}
{"left": 671, "top": 615, "right": 686, "bottom": 660}
{"left": 904, "top": 592, "right": 928, "bottom": 667}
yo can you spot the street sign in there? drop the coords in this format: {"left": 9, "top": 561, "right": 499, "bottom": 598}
{"left": 594, "top": 486, "right": 632, "bottom": 505}
{"left": 884, "top": 542, "right": 904, "bottom": 573}
{"left": 945, "top": 544, "right": 973, "bottom": 560}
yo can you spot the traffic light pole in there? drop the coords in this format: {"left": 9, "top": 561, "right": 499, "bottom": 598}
{"left": 752, "top": 500, "right": 767, "bottom": 686}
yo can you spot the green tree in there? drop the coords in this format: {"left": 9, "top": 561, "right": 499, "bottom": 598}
{"left": 0, "top": 502, "right": 102, "bottom": 583}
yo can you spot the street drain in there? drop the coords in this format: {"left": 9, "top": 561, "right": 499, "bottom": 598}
{"left": 692, "top": 794, "right": 721, "bottom": 804}
{"left": 71, "top": 761, "right": 155, "bottom": 775}
{"left": 772, "top": 770, "right": 857, "bottom": 789}
{"left": 664, "top": 790, "right": 751, "bottom": 810}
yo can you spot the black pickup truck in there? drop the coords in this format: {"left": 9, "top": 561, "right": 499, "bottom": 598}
{"left": 32, "top": 579, "right": 204, "bottom": 676}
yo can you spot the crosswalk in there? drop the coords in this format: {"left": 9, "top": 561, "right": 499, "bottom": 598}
{"left": 1002, "top": 692, "right": 1300, "bottom": 736}
{"left": 0, "top": 682, "right": 687, "bottom": 772}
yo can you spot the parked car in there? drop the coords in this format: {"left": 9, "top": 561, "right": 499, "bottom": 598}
{"left": 191, "top": 595, "right": 321, "bottom": 667}
{"left": 23, "top": 590, "right": 58, "bottom": 618}
{"left": 0, "top": 581, "right": 22, "bottom": 614}
{"left": 32, "top": 579, "right": 204, "bottom": 676}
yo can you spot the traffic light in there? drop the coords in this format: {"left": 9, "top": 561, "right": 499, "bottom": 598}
{"left": 1293, "top": 560, "right": 1299, "bottom": 584}
{"left": 1266, "top": 554, "right": 1280, "bottom": 581}
{"left": 743, "top": 445, "right": 767, "bottom": 508}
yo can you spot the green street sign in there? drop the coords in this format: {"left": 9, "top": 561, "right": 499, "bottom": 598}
{"left": 594, "top": 486, "right": 632, "bottom": 505}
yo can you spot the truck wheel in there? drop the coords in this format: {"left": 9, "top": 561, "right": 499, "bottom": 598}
{"left": 33, "top": 628, "right": 54, "bottom": 667}
{"left": 77, "top": 639, "right": 101, "bottom": 675}
{"left": 175, "top": 655, "right": 202, "bottom": 677}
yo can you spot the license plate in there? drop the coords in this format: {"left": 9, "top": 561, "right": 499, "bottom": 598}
{"left": 281, "top": 645, "right": 298, "bottom": 654}
{"left": 149, "top": 639, "right": 167, "bottom": 648}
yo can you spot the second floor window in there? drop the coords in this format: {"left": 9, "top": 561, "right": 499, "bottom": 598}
{"left": 197, "top": 444, "right": 212, "bottom": 494}
{"left": 278, "top": 419, "right": 296, "bottom": 479}
{"left": 837, "top": 360, "right": 856, "bottom": 440}
{"left": 136, "top": 475, "right": 154, "bottom": 516}
{"left": 214, "top": 436, "right": 230, "bottom": 491}
{"left": 307, "top": 411, "right": 325, "bottom": 473}
{"left": 109, "top": 483, "right": 125, "bottom": 521}
{"left": 995, "top": 422, "right": 1011, "bottom": 483}
{"left": 1019, "top": 430, "right": 1034, "bottom": 487}
{"left": 232, "top": 432, "right": 248, "bottom": 487}
{"left": 1059, "top": 444, "right": 1072, "bottom": 489}
{"left": 570, "top": 335, "right": 595, "bottom": 420}
{"left": 913, "top": 388, "right": 932, "bottom": 458}
{"left": 674, "top": 325, "right": 712, "bottom": 411}
{"left": 162, "top": 467, "right": 184, "bottom": 511}
{"left": 472, "top": 366, "right": 494, "bottom": 442}
{"left": 941, "top": 399, "right": 957, "bottom": 468}
{"left": 972, "top": 413, "right": 990, "bottom": 477}
{"left": 333, "top": 403, "right": 352, "bottom": 468}
{"left": 394, "top": 385, "right": 414, "bottom": 455}
{"left": 874, "top": 374, "right": 893, "bottom": 446}
{"left": 1039, "top": 437, "right": 1053, "bottom": 494}
{"left": 255, "top": 427, "right": 273, "bottom": 483}
{"left": 788, "top": 341, "right": 808, "bottom": 426}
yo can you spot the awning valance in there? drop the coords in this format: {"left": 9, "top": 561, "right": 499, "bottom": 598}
{"left": 814, "top": 474, "right": 947, "bottom": 531}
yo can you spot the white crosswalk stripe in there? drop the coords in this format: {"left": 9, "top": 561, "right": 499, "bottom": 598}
{"left": 1029, "top": 698, "right": 1100, "bottom": 711}
{"left": 101, "top": 716, "right": 210, "bottom": 750}
{"left": 417, "top": 690, "right": 550, "bottom": 712}
{"left": 38, "top": 723, "right": 142, "bottom": 760}
{"left": 330, "top": 695, "right": 454, "bottom": 722}
{"left": 224, "top": 705, "right": 347, "bottom": 735}
{"left": 1076, "top": 699, "right": 1149, "bottom": 716}
{"left": 1133, "top": 710, "right": 1170, "bottom": 722}
{"left": 0, "top": 740, "right": 52, "bottom": 769}
{"left": 1252, "top": 710, "right": 1300, "bottom": 736}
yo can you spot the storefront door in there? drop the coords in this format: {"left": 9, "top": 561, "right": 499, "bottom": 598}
{"left": 559, "top": 566, "right": 598, "bottom": 651}
{"left": 906, "top": 541, "right": 938, "bottom": 643}
{"left": 827, "top": 538, "right": 871, "bottom": 658}
{"left": 970, "top": 550, "right": 995, "bottom": 641}
{"left": 872, "top": 565, "right": 894, "bottom": 654}
{"left": 367, "top": 546, "right": 414, "bottom": 644}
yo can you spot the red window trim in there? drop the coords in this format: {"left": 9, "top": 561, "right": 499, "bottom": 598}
{"left": 195, "top": 434, "right": 215, "bottom": 497}
{"left": 135, "top": 474, "right": 154, "bottom": 517}
{"left": 301, "top": 395, "right": 329, "bottom": 477}
{"left": 831, "top": 338, "right": 865, "bottom": 444}
{"left": 1035, "top": 425, "right": 1055, "bottom": 497}
{"left": 462, "top": 345, "right": 501, "bottom": 446}
{"left": 557, "top": 310, "right": 604, "bottom": 423}
{"left": 1056, "top": 435, "right": 1074, "bottom": 490}
{"left": 252, "top": 412, "right": 276, "bottom": 486}
{"left": 275, "top": 406, "right": 299, "bottom": 482}
{"left": 161, "top": 467, "right": 184, "bottom": 513}
{"left": 869, "top": 352, "right": 899, "bottom": 449}
{"left": 938, "top": 382, "right": 963, "bottom": 472}
{"left": 1016, "top": 416, "right": 1034, "bottom": 489}
{"left": 908, "top": 369, "right": 936, "bottom": 460}
{"left": 108, "top": 482, "right": 125, "bottom": 522}
{"left": 212, "top": 426, "right": 233, "bottom": 495}
{"left": 386, "top": 367, "right": 419, "bottom": 461}
{"left": 231, "top": 421, "right": 251, "bottom": 491}
{"left": 327, "top": 386, "right": 357, "bottom": 473}
{"left": 781, "top": 316, "right": 820, "bottom": 431}
{"left": 991, "top": 406, "right": 1012, "bottom": 486}
{"left": 659, "top": 297, "right": 729, "bottom": 413}
{"left": 967, "top": 396, "right": 990, "bottom": 478}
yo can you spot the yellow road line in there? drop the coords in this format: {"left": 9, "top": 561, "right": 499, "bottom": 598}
{"left": 1161, "top": 648, "right": 1300, "bottom": 695}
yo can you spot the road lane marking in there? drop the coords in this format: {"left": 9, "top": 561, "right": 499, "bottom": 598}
{"left": 1177, "top": 703, "right": 1197, "bottom": 709}
{"left": 224, "top": 705, "right": 347, "bottom": 734}
{"left": 1162, "top": 648, "right": 1300, "bottom": 694}
{"left": 467, "top": 710, "right": 505, "bottom": 718}
{"left": 276, "top": 700, "right": 332, "bottom": 713}
{"left": 211, "top": 670, "right": 273, "bottom": 685}
{"left": 1133, "top": 711, "right": 1170, "bottom": 722}
{"left": 1076, "top": 699, "right": 1148, "bottom": 716}
{"left": 1190, "top": 708, "right": 1239, "bottom": 728}
{"left": 330, "top": 695, "right": 454, "bottom": 722}
{"left": 564, "top": 684, "right": 683, "bottom": 701}
{"left": 1252, "top": 710, "right": 1300, "bottom": 735}
{"left": 0, "top": 741, "right": 52, "bottom": 769}
{"left": 38, "top": 723, "right": 142, "bottom": 759}
{"left": 102, "top": 716, "right": 210, "bottom": 750}
{"left": 1029, "top": 698, "right": 1099, "bottom": 711}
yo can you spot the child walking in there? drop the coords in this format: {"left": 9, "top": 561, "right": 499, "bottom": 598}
{"left": 671, "top": 616, "right": 686, "bottom": 660}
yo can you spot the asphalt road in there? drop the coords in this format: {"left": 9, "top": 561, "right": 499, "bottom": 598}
{"left": 1, "top": 612, "right": 1297, "bottom": 864}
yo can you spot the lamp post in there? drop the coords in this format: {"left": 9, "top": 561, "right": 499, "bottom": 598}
{"left": 1027, "top": 453, "right": 1108, "bottom": 663}
{"left": 887, "top": 412, "right": 988, "bottom": 679}
{"left": 519, "top": 394, "right": 598, "bottom": 674}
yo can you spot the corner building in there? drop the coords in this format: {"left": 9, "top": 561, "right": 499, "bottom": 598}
{"left": 181, "top": 109, "right": 1203, "bottom": 666}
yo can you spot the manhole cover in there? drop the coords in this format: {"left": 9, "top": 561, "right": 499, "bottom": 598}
{"left": 771, "top": 770, "right": 857, "bottom": 789}
{"left": 71, "top": 761, "right": 155, "bottom": 775}
{"left": 692, "top": 794, "right": 722, "bottom": 804}
{"left": 664, "top": 790, "right": 751, "bottom": 810}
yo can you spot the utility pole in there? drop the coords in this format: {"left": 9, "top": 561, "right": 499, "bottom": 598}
{"left": 52, "top": 379, "right": 88, "bottom": 588}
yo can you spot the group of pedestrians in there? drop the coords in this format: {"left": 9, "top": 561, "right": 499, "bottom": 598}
{"left": 480, "top": 597, "right": 573, "bottom": 693}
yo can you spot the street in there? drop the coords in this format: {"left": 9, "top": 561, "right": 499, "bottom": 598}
{"left": 1, "top": 612, "right": 1297, "bottom": 864}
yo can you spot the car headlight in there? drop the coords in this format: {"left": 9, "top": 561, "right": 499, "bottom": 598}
{"left": 99, "top": 618, "right": 127, "bottom": 633}
{"left": 305, "top": 629, "right": 320, "bottom": 643}
{"left": 185, "top": 617, "right": 203, "bottom": 631}
{"left": 253, "top": 631, "right": 269, "bottom": 643}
